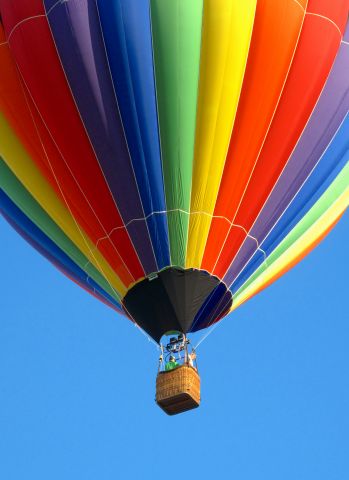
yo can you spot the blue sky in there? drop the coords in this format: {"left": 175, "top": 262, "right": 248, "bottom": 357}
{"left": 0, "top": 212, "right": 348, "bottom": 480}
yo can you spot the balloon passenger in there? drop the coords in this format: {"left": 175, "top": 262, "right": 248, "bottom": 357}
{"left": 188, "top": 351, "right": 196, "bottom": 369}
{"left": 165, "top": 355, "right": 179, "bottom": 371}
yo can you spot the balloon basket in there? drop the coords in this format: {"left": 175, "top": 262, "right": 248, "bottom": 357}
{"left": 156, "top": 365, "right": 200, "bottom": 415}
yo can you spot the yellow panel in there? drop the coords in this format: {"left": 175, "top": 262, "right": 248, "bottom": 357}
{"left": 186, "top": 0, "right": 257, "bottom": 268}
{"left": 231, "top": 190, "right": 349, "bottom": 310}
{"left": 0, "top": 113, "right": 127, "bottom": 296}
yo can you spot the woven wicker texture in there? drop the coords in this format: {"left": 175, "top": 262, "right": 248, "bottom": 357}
{"left": 156, "top": 365, "right": 200, "bottom": 414}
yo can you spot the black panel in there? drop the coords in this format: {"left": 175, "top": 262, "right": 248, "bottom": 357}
{"left": 123, "top": 268, "right": 232, "bottom": 343}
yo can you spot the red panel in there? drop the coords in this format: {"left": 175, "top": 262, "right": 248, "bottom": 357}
{"left": 0, "top": 24, "right": 44, "bottom": 162}
{"left": 0, "top": 0, "right": 144, "bottom": 282}
{"left": 0, "top": 24, "right": 136, "bottom": 287}
{"left": 307, "top": 0, "right": 349, "bottom": 34}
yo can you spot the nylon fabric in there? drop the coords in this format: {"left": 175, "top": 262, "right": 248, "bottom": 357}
{"left": 123, "top": 268, "right": 232, "bottom": 342}
{"left": 231, "top": 165, "right": 349, "bottom": 309}
{"left": 150, "top": 0, "right": 203, "bottom": 267}
{"left": 201, "top": 0, "right": 306, "bottom": 271}
{"left": 186, "top": 0, "right": 257, "bottom": 269}
{"left": 189, "top": 283, "right": 232, "bottom": 333}
{"left": 0, "top": 158, "right": 121, "bottom": 303}
{"left": 95, "top": 0, "right": 170, "bottom": 269}
{"left": 0, "top": 0, "right": 145, "bottom": 281}
{"left": 0, "top": 194, "right": 123, "bottom": 313}
{"left": 0, "top": 28, "right": 140, "bottom": 289}
{"left": 223, "top": 32, "right": 349, "bottom": 288}
{"left": 0, "top": 113, "right": 127, "bottom": 296}
{"left": 0, "top": 0, "right": 347, "bottom": 338}
{"left": 211, "top": 0, "right": 347, "bottom": 279}
{"left": 44, "top": 0, "right": 158, "bottom": 273}
{"left": 228, "top": 114, "right": 349, "bottom": 291}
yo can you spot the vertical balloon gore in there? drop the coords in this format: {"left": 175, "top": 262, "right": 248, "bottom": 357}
{"left": 0, "top": 0, "right": 347, "bottom": 342}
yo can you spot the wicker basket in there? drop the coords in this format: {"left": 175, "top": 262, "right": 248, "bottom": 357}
{"left": 156, "top": 365, "right": 201, "bottom": 415}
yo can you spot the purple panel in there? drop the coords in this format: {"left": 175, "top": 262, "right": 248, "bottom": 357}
{"left": 44, "top": 0, "right": 157, "bottom": 273}
{"left": 223, "top": 237, "right": 262, "bottom": 287}
{"left": 223, "top": 26, "right": 349, "bottom": 287}
{"left": 250, "top": 28, "right": 349, "bottom": 242}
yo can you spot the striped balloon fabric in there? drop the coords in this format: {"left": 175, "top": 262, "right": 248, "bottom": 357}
{"left": 0, "top": 0, "right": 348, "bottom": 342}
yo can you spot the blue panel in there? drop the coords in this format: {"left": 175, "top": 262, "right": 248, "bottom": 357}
{"left": 189, "top": 283, "right": 232, "bottom": 332}
{"left": 96, "top": 0, "right": 170, "bottom": 269}
{"left": 230, "top": 114, "right": 349, "bottom": 295}
{"left": 0, "top": 189, "right": 123, "bottom": 312}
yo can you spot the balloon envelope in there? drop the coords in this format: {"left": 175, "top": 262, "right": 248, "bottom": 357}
{"left": 0, "top": 0, "right": 348, "bottom": 342}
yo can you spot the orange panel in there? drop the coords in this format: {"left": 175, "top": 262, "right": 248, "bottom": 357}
{"left": 201, "top": 0, "right": 306, "bottom": 272}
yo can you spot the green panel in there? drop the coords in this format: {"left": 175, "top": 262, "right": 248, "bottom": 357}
{"left": 234, "top": 162, "right": 349, "bottom": 299}
{"left": 151, "top": 0, "right": 203, "bottom": 266}
{"left": 0, "top": 159, "right": 120, "bottom": 302}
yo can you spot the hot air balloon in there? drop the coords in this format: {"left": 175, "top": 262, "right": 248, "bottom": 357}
{"left": 0, "top": 0, "right": 348, "bottom": 414}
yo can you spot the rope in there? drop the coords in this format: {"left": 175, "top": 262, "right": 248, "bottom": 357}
{"left": 194, "top": 322, "right": 221, "bottom": 350}
{"left": 133, "top": 323, "right": 159, "bottom": 349}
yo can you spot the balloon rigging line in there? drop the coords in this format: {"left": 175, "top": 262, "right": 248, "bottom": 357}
{"left": 44, "top": 6, "right": 149, "bottom": 279}
{"left": 4, "top": 15, "right": 46, "bottom": 43}
{"left": 230, "top": 187, "right": 349, "bottom": 304}
{"left": 223, "top": 111, "right": 349, "bottom": 291}
{"left": 194, "top": 142, "right": 349, "bottom": 347}
{"left": 14, "top": 57, "right": 156, "bottom": 347}
{"left": 3, "top": 22, "right": 271, "bottom": 335}
{"left": 306, "top": 12, "right": 343, "bottom": 36}
{"left": 215, "top": 6, "right": 345, "bottom": 281}
{"left": 0, "top": 1, "right": 343, "bottom": 298}
{"left": 93, "top": 208, "right": 263, "bottom": 251}
{"left": 81, "top": 207, "right": 267, "bottom": 293}
{"left": 192, "top": 279, "right": 236, "bottom": 346}
{"left": 17, "top": 83, "right": 136, "bottom": 287}
{"left": 252, "top": 110, "right": 348, "bottom": 254}
{"left": 1, "top": 2, "right": 346, "bottom": 349}
{"left": 224, "top": 32, "right": 348, "bottom": 279}
{"left": 195, "top": 176, "right": 347, "bottom": 349}
{"left": 4, "top": 5, "right": 343, "bottom": 287}
{"left": 189, "top": 284, "right": 224, "bottom": 333}
{"left": 122, "top": 303, "right": 159, "bottom": 349}
{"left": 193, "top": 291, "right": 235, "bottom": 350}
{"left": 209, "top": 0, "right": 309, "bottom": 274}
{"left": 0, "top": 0, "right": 62, "bottom": 45}
{"left": 5, "top": 21, "right": 137, "bottom": 284}
{"left": 9, "top": 42, "right": 125, "bottom": 306}
{"left": 91, "top": 0, "right": 160, "bottom": 272}
{"left": 97, "top": 0, "right": 341, "bottom": 286}
{"left": 243, "top": 25, "right": 348, "bottom": 247}
{"left": 292, "top": 0, "right": 305, "bottom": 11}
{"left": 6, "top": 2, "right": 154, "bottom": 287}
{"left": 194, "top": 322, "right": 220, "bottom": 350}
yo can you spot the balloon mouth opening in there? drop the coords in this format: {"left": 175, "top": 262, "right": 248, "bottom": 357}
{"left": 160, "top": 331, "right": 186, "bottom": 348}
{"left": 163, "top": 330, "right": 182, "bottom": 337}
